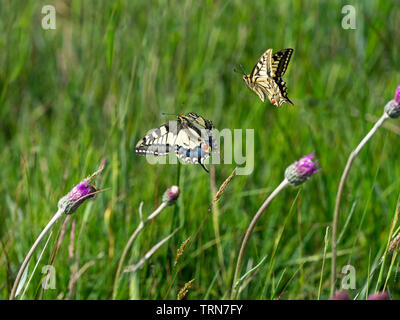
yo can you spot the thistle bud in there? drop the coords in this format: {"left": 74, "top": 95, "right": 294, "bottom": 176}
{"left": 367, "top": 292, "right": 389, "bottom": 300}
{"left": 58, "top": 180, "right": 97, "bottom": 215}
{"left": 162, "top": 185, "right": 180, "bottom": 206}
{"left": 285, "top": 153, "right": 319, "bottom": 186}
{"left": 384, "top": 86, "right": 400, "bottom": 118}
{"left": 329, "top": 291, "right": 349, "bottom": 300}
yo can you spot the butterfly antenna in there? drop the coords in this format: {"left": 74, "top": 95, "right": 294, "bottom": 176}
{"left": 179, "top": 102, "right": 185, "bottom": 116}
{"left": 233, "top": 64, "right": 246, "bottom": 75}
{"left": 161, "top": 100, "right": 185, "bottom": 117}
{"left": 239, "top": 64, "right": 246, "bottom": 75}
{"left": 161, "top": 112, "right": 178, "bottom": 118}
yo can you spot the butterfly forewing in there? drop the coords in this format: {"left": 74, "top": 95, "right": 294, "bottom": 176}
{"left": 250, "top": 48, "right": 273, "bottom": 81}
{"left": 274, "top": 77, "right": 293, "bottom": 105}
{"left": 135, "top": 122, "right": 179, "bottom": 156}
{"left": 271, "top": 48, "right": 293, "bottom": 78}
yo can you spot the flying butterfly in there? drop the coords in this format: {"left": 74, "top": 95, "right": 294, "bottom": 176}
{"left": 242, "top": 48, "right": 294, "bottom": 107}
{"left": 135, "top": 112, "right": 216, "bottom": 173}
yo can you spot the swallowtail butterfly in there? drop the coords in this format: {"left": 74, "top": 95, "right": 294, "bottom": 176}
{"left": 243, "top": 48, "right": 294, "bottom": 107}
{"left": 135, "top": 112, "right": 216, "bottom": 173}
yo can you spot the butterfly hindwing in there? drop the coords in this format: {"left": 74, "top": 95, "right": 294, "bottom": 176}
{"left": 175, "top": 113, "right": 215, "bottom": 167}
{"left": 252, "top": 83, "right": 267, "bottom": 102}
{"left": 274, "top": 77, "right": 293, "bottom": 105}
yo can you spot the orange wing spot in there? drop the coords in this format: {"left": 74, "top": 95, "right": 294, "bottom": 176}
{"left": 202, "top": 143, "right": 209, "bottom": 151}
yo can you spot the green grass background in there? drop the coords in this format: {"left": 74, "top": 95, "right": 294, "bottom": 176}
{"left": 1, "top": 0, "right": 400, "bottom": 300}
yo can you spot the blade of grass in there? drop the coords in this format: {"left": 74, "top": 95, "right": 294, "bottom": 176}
{"left": 318, "top": 226, "right": 329, "bottom": 299}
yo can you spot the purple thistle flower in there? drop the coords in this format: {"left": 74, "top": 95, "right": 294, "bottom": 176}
{"left": 384, "top": 85, "right": 400, "bottom": 118}
{"left": 285, "top": 153, "right": 319, "bottom": 186}
{"left": 58, "top": 179, "right": 97, "bottom": 215}
{"left": 68, "top": 181, "right": 96, "bottom": 203}
{"left": 329, "top": 291, "right": 349, "bottom": 300}
{"left": 296, "top": 154, "right": 319, "bottom": 176}
{"left": 162, "top": 185, "right": 180, "bottom": 206}
{"left": 395, "top": 85, "right": 400, "bottom": 104}
{"left": 57, "top": 158, "right": 106, "bottom": 215}
{"left": 367, "top": 292, "right": 389, "bottom": 300}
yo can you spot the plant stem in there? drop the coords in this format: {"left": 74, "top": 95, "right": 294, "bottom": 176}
{"left": 124, "top": 227, "right": 180, "bottom": 274}
{"left": 318, "top": 226, "right": 330, "bottom": 300}
{"left": 112, "top": 201, "right": 167, "bottom": 299}
{"left": 172, "top": 161, "right": 181, "bottom": 229}
{"left": 10, "top": 209, "right": 63, "bottom": 300}
{"left": 231, "top": 178, "right": 289, "bottom": 299}
{"left": 210, "top": 164, "right": 226, "bottom": 281}
{"left": 331, "top": 112, "right": 389, "bottom": 296}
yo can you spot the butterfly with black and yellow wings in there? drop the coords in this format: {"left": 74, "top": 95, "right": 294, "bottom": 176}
{"left": 135, "top": 112, "right": 216, "bottom": 173}
{"left": 242, "top": 48, "right": 294, "bottom": 107}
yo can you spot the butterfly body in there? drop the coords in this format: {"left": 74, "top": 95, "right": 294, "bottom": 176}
{"left": 243, "top": 48, "right": 294, "bottom": 107}
{"left": 135, "top": 112, "right": 216, "bottom": 172}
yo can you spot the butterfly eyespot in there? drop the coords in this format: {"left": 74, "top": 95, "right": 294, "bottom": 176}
{"left": 201, "top": 143, "right": 209, "bottom": 151}
{"left": 271, "top": 99, "right": 277, "bottom": 104}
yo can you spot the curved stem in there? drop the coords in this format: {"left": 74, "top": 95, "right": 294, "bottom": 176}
{"left": 330, "top": 112, "right": 389, "bottom": 296}
{"left": 10, "top": 209, "right": 63, "bottom": 300}
{"left": 112, "top": 202, "right": 167, "bottom": 299}
{"left": 231, "top": 178, "right": 289, "bottom": 299}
